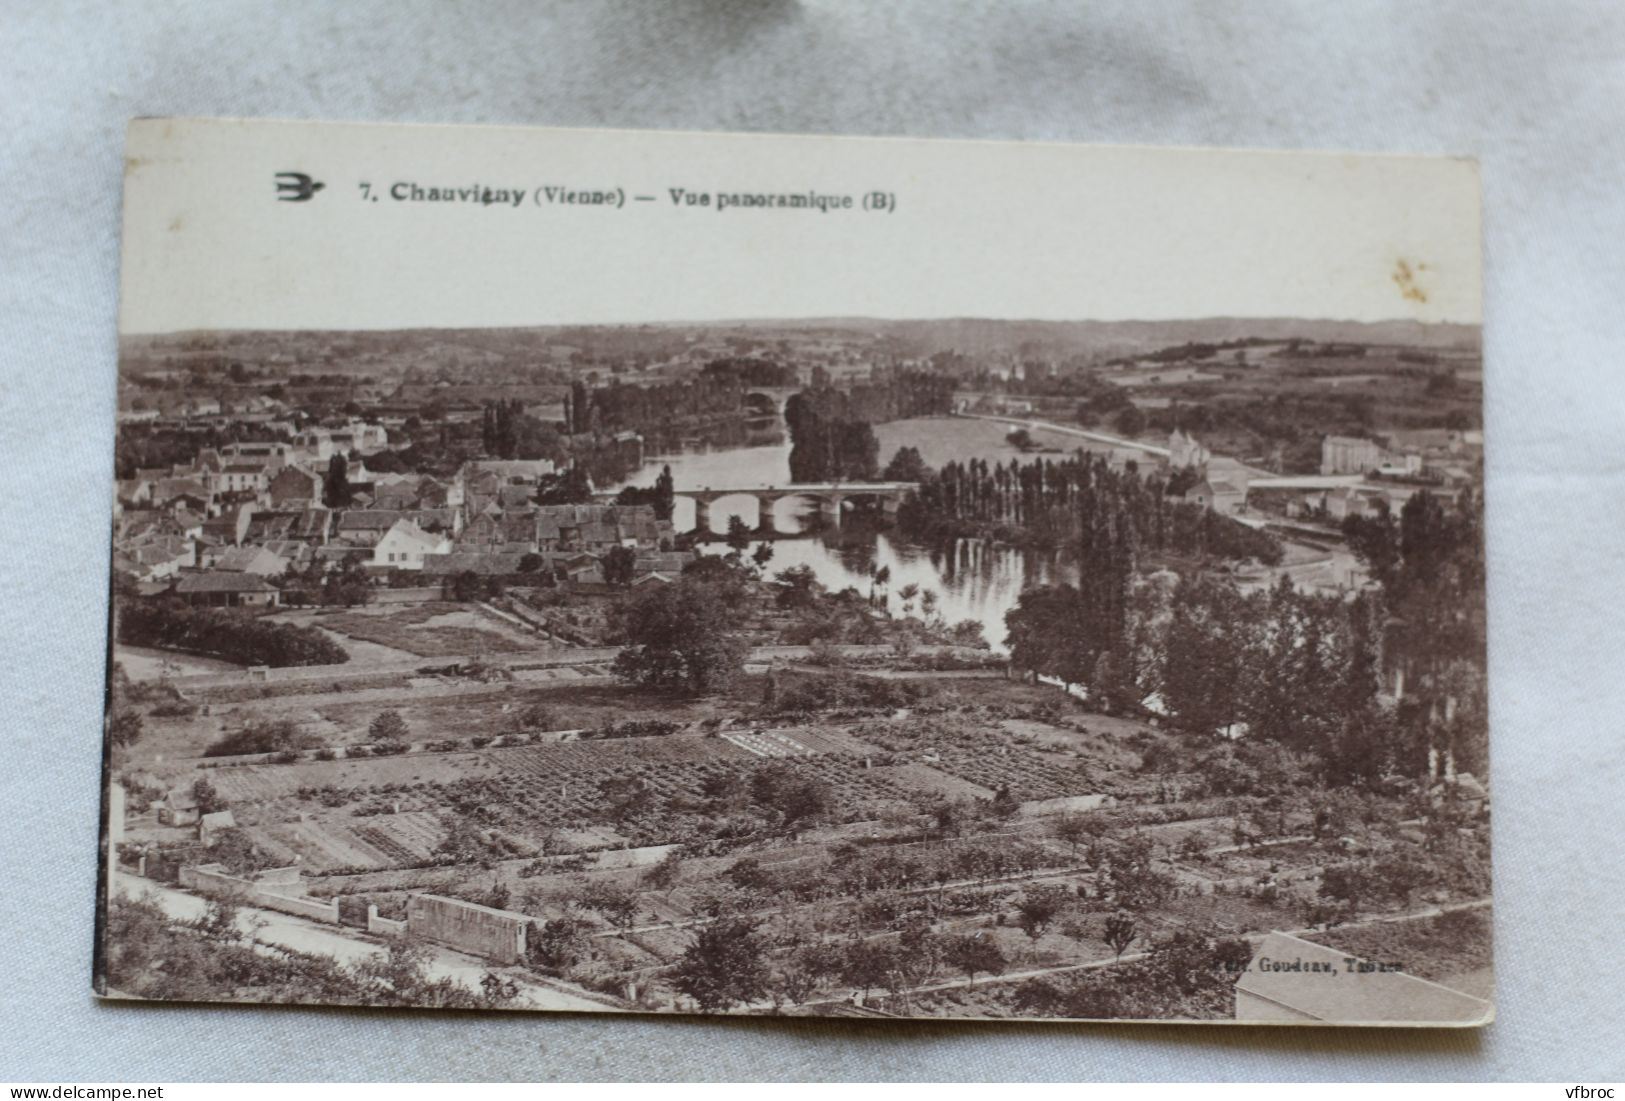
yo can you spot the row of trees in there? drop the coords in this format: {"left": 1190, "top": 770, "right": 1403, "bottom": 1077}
{"left": 118, "top": 597, "right": 348, "bottom": 667}
{"left": 1343, "top": 489, "right": 1487, "bottom": 777}
{"left": 841, "top": 369, "right": 957, "bottom": 422}
{"left": 114, "top": 421, "right": 286, "bottom": 482}
{"left": 666, "top": 882, "right": 1157, "bottom": 1012}
{"left": 612, "top": 464, "right": 676, "bottom": 520}
{"left": 281, "top": 555, "right": 372, "bottom": 607}
{"left": 567, "top": 365, "right": 762, "bottom": 438}
{"left": 784, "top": 388, "right": 881, "bottom": 483}
{"left": 1005, "top": 485, "right": 1487, "bottom": 789}
{"left": 1006, "top": 571, "right": 1398, "bottom": 783}
{"left": 1010, "top": 926, "right": 1252, "bottom": 1019}
{"left": 481, "top": 398, "right": 561, "bottom": 461}
{"left": 783, "top": 371, "right": 955, "bottom": 483}
{"left": 671, "top": 918, "right": 1009, "bottom": 1011}
{"left": 896, "top": 451, "right": 1284, "bottom": 563}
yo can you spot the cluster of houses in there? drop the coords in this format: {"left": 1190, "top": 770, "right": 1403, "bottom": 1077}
{"left": 116, "top": 392, "right": 285, "bottom": 426}
{"left": 1160, "top": 427, "right": 1483, "bottom": 523}
{"left": 1321, "top": 434, "right": 1419, "bottom": 477}
{"left": 1320, "top": 429, "right": 1482, "bottom": 480}
{"left": 1292, "top": 430, "right": 1484, "bottom": 521}
{"left": 114, "top": 434, "right": 688, "bottom": 605}
{"left": 1166, "top": 428, "right": 1251, "bottom": 516}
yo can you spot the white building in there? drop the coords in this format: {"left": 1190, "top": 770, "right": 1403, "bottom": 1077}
{"left": 293, "top": 420, "right": 390, "bottom": 461}
{"left": 1321, "top": 435, "right": 1382, "bottom": 476}
{"left": 371, "top": 518, "right": 452, "bottom": 570}
{"left": 1168, "top": 428, "right": 1211, "bottom": 469}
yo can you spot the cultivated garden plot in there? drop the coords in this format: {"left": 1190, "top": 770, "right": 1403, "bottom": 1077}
{"left": 116, "top": 654, "right": 1492, "bottom": 1019}
{"left": 311, "top": 603, "right": 551, "bottom": 659}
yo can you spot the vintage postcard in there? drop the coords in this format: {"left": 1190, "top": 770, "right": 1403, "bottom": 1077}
{"left": 98, "top": 118, "right": 1489, "bottom": 1025}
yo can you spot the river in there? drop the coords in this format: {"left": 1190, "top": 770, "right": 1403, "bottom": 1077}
{"left": 607, "top": 413, "right": 1350, "bottom": 651}
{"left": 609, "top": 417, "right": 1075, "bottom": 649}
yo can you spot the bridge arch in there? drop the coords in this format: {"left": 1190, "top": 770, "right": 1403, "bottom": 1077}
{"left": 656, "top": 482, "right": 915, "bottom": 535}
{"left": 742, "top": 387, "right": 800, "bottom": 419}
{"left": 742, "top": 391, "right": 783, "bottom": 418}
{"left": 765, "top": 492, "right": 826, "bottom": 535}
{"left": 691, "top": 492, "right": 762, "bottom": 535}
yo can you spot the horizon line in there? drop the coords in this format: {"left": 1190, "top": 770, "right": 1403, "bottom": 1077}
{"left": 120, "top": 313, "right": 1484, "bottom": 339}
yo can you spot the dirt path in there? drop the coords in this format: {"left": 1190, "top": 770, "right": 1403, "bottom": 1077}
{"left": 116, "top": 644, "right": 243, "bottom": 680}
{"left": 959, "top": 413, "right": 1171, "bottom": 458}
{"left": 111, "top": 871, "right": 610, "bottom": 1012}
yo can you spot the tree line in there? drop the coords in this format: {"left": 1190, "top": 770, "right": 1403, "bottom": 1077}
{"left": 897, "top": 450, "right": 1283, "bottom": 563}
{"left": 1007, "top": 572, "right": 1394, "bottom": 784}
{"left": 1342, "top": 488, "right": 1486, "bottom": 778}
{"left": 567, "top": 369, "right": 752, "bottom": 437}
{"left": 117, "top": 597, "right": 349, "bottom": 667}
{"left": 784, "top": 371, "right": 955, "bottom": 483}
{"left": 1003, "top": 486, "right": 1485, "bottom": 787}
{"left": 480, "top": 398, "right": 561, "bottom": 461}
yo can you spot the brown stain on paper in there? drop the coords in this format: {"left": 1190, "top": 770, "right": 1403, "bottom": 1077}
{"left": 1392, "top": 258, "right": 1431, "bottom": 304}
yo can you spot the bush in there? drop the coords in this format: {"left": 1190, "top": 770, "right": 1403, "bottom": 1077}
{"left": 203, "top": 720, "right": 318, "bottom": 758}
{"left": 118, "top": 597, "right": 348, "bottom": 667}
{"left": 516, "top": 704, "right": 556, "bottom": 730}
{"left": 805, "top": 639, "right": 849, "bottom": 668}
{"left": 368, "top": 710, "right": 409, "bottom": 744}
{"left": 149, "top": 698, "right": 200, "bottom": 718}
{"left": 773, "top": 671, "right": 930, "bottom": 714}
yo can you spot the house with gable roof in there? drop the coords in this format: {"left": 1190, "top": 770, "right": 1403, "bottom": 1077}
{"left": 174, "top": 571, "right": 281, "bottom": 608}
{"left": 371, "top": 518, "right": 453, "bottom": 570}
{"left": 1184, "top": 477, "right": 1247, "bottom": 515}
{"left": 268, "top": 465, "right": 324, "bottom": 506}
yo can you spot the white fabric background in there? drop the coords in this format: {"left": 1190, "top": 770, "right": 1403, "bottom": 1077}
{"left": 2, "top": 0, "right": 1621, "bottom": 1082}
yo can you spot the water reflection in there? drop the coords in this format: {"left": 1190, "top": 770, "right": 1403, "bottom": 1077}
{"left": 732, "top": 534, "right": 1068, "bottom": 652}
{"left": 611, "top": 436, "right": 1066, "bottom": 652}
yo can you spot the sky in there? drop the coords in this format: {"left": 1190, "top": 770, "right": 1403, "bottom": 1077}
{"left": 119, "top": 118, "right": 1483, "bottom": 334}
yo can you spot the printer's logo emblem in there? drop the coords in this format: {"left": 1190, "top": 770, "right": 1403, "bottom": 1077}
{"left": 274, "top": 172, "right": 325, "bottom": 202}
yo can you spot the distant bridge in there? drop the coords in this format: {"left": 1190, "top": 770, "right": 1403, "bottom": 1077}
{"left": 684, "top": 482, "right": 916, "bottom": 531}
{"left": 742, "top": 387, "right": 801, "bottom": 416}
{"left": 1244, "top": 475, "right": 1365, "bottom": 490}
{"left": 599, "top": 481, "right": 917, "bottom": 531}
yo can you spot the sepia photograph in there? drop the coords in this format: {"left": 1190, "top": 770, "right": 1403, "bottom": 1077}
{"left": 97, "top": 118, "right": 1489, "bottom": 1026}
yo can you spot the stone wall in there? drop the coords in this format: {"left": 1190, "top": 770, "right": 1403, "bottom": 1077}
{"left": 177, "top": 863, "right": 340, "bottom": 924}
{"left": 367, "top": 904, "right": 408, "bottom": 936}
{"left": 406, "top": 893, "right": 527, "bottom": 964}
{"left": 372, "top": 587, "right": 442, "bottom": 605}
{"left": 1017, "top": 793, "right": 1115, "bottom": 817}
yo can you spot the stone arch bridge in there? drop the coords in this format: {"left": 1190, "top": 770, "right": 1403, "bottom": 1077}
{"left": 603, "top": 481, "right": 917, "bottom": 532}
{"left": 741, "top": 387, "right": 801, "bottom": 417}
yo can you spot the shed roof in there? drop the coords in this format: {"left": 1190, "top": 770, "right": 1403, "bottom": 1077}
{"left": 337, "top": 509, "right": 404, "bottom": 530}
{"left": 175, "top": 571, "right": 279, "bottom": 594}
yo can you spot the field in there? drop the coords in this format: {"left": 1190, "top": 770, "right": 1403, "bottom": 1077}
{"left": 116, "top": 644, "right": 243, "bottom": 680}
{"left": 874, "top": 416, "right": 1118, "bottom": 470}
{"left": 306, "top": 603, "right": 549, "bottom": 659}
{"left": 113, "top": 578, "right": 1492, "bottom": 1023}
